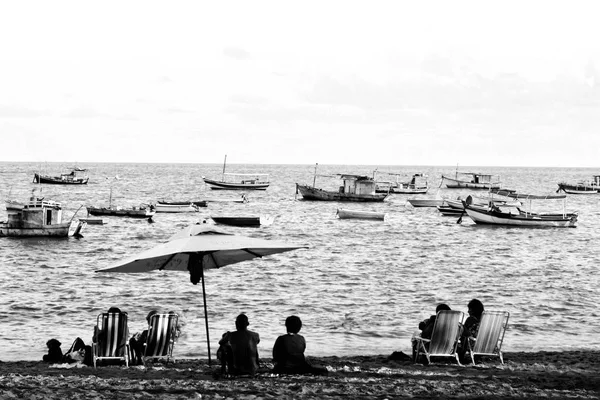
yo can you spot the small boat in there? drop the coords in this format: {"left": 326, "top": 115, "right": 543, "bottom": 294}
{"left": 33, "top": 167, "right": 89, "bottom": 185}
{"left": 461, "top": 194, "right": 578, "bottom": 228}
{"left": 1, "top": 196, "right": 86, "bottom": 237}
{"left": 87, "top": 186, "right": 155, "bottom": 218}
{"left": 202, "top": 155, "right": 269, "bottom": 190}
{"left": 557, "top": 176, "right": 600, "bottom": 194}
{"left": 441, "top": 170, "right": 500, "bottom": 190}
{"left": 336, "top": 208, "right": 386, "bottom": 220}
{"left": 210, "top": 215, "right": 274, "bottom": 227}
{"left": 407, "top": 199, "right": 445, "bottom": 208}
{"left": 154, "top": 201, "right": 200, "bottom": 213}
{"left": 436, "top": 205, "right": 465, "bottom": 216}
{"left": 296, "top": 165, "right": 389, "bottom": 202}
{"left": 79, "top": 217, "right": 107, "bottom": 225}
{"left": 375, "top": 172, "right": 429, "bottom": 194}
{"left": 203, "top": 194, "right": 248, "bottom": 204}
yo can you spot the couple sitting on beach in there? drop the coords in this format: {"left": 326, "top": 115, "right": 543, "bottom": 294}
{"left": 217, "top": 313, "right": 328, "bottom": 377}
{"left": 412, "top": 299, "right": 485, "bottom": 363}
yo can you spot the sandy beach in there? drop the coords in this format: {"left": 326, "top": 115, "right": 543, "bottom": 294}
{"left": 1, "top": 351, "right": 598, "bottom": 399}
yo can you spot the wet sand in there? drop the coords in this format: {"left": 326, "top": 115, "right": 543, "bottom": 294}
{"left": 1, "top": 351, "right": 599, "bottom": 399}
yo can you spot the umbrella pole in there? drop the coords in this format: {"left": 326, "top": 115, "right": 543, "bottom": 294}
{"left": 201, "top": 266, "right": 212, "bottom": 365}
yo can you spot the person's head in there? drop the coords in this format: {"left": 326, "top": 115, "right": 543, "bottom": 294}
{"left": 467, "top": 299, "right": 484, "bottom": 319}
{"left": 46, "top": 338, "right": 61, "bottom": 350}
{"left": 146, "top": 310, "right": 158, "bottom": 323}
{"left": 107, "top": 307, "right": 121, "bottom": 314}
{"left": 285, "top": 315, "right": 302, "bottom": 334}
{"left": 235, "top": 313, "right": 249, "bottom": 330}
{"left": 436, "top": 303, "right": 451, "bottom": 313}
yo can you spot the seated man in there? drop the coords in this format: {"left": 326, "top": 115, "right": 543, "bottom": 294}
{"left": 272, "top": 315, "right": 327, "bottom": 375}
{"left": 218, "top": 314, "right": 260, "bottom": 376}
{"left": 129, "top": 310, "right": 158, "bottom": 365}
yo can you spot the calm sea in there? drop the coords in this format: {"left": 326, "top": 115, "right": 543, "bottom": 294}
{"left": 1, "top": 162, "right": 599, "bottom": 362}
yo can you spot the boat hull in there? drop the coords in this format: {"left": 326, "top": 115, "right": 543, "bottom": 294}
{"left": 442, "top": 175, "right": 500, "bottom": 190}
{"left": 33, "top": 173, "right": 89, "bottom": 185}
{"left": 87, "top": 207, "right": 155, "bottom": 218}
{"left": 336, "top": 208, "right": 386, "bottom": 220}
{"left": 464, "top": 206, "right": 577, "bottom": 227}
{"left": 203, "top": 178, "right": 269, "bottom": 190}
{"left": 210, "top": 216, "right": 273, "bottom": 227}
{"left": 0, "top": 221, "right": 80, "bottom": 237}
{"left": 296, "top": 184, "right": 388, "bottom": 202}
{"left": 557, "top": 183, "right": 599, "bottom": 194}
{"left": 407, "top": 199, "right": 445, "bottom": 208}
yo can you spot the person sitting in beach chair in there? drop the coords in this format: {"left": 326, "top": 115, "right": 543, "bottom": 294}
{"left": 92, "top": 307, "right": 130, "bottom": 368}
{"left": 411, "top": 303, "right": 452, "bottom": 361}
{"left": 458, "top": 299, "right": 485, "bottom": 362}
{"left": 464, "top": 310, "right": 510, "bottom": 365}
{"left": 218, "top": 313, "right": 260, "bottom": 376}
{"left": 413, "top": 309, "right": 465, "bottom": 365}
{"left": 272, "top": 315, "right": 328, "bottom": 375}
{"left": 141, "top": 312, "right": 179, "bottom": 366}
{"left": 129, "top": 310, "right": 158, "bottom": 365}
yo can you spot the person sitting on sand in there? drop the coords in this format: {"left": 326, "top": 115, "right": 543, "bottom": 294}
{"left": 458, "top": 299, "right": 484, "bottom": 361}
{"left": 129, "top": 309, "right": 158, "bottom": 365}
{"left": 218, "top": 313, "right": 260, "bottom": 376}
{"left": 411, "top": 303, "right": 451, "bottom": 360}
{"left": 272, "top": 315, "right": 328, "bottom": 375}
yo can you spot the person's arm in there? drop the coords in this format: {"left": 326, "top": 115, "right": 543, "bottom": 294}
{"left": 272, "top": 336, "right": 283, "bottom": 362}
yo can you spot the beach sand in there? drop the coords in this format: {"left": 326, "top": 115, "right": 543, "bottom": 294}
{"left": 1, "top": 351, "right": 598, "bottom": 399}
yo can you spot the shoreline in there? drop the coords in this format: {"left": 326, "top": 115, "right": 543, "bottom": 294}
{"left": 1, "top": 351, "right": 599, "bottom": 399}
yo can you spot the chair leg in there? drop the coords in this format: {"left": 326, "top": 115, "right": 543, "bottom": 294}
{"left": 498, "top": 351, "right": 504, "bottom": 365}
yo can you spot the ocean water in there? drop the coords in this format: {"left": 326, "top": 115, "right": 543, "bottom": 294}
{"left": 1, "top": 162, "right": 599, "bottom": 362}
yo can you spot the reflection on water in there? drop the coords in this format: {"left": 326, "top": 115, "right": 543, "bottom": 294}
{"left": 1, "top": 162, "right": 599, "bottom": 361}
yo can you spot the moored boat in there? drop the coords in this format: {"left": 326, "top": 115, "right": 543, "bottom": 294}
{"left": 33, "top": 167, "right": 89, "bottom": 185}
{"left": 375, "top": 172, "right": 429, "bottom": 194}
{"left": 336, "top": 208, "right": 386, "bottom": 220}
{"left": 441, "top": 170, "right": 500, "bottom": 190}
{"left": 407, "top": 199, "right": 445, "bottom": 208}
{"left": 210, "top": 215, "right": 274, "bottom": 227}
{"left": 556, "top": 176, "right": 600, "bottom": 194}
{"left": 87, "top": 205, "right": 155, "bottom": 218}
{"left": 202, "top": 155, "right": 269, "bottom": 190}
{"left": 1, "top": 196, "right": 85, "bottom": 237}
{"left": 154, "top": 201, "right": 200, "bottom": 213}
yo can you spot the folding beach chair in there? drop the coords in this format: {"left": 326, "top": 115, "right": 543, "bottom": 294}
{"left": 414, "top": 310, "right": 465, "bottom": 365}
{"left": 92, "top": 312, "right": 130, "bottom": 368}
{"left": 466, "top": 310, "right": 510, "bottom": 365}
{"left": 142, "top": 313, "right": 179, "bottom": 365}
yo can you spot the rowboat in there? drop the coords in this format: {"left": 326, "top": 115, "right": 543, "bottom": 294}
{"left": 407, "top": 199, "right": 445, "bottom": 208}
{"left": 202, "top": 155, "right": 269, "bottom": 190}
{"left": 33, "top": 168, "right": 89, "bottom": 185}
{"left": 336, "top": 208, "right": 386, "bottom": 220}
{"left": 1, "top": 196, "right": 86, "bottom": 237}
{"left": 210, "top": 215, "right": 274, "bottom": 227}
{"left": 441, "top": 170, "right": 500, "bottom": 190}
{"left": 154, "top": 201, "right": 200, "bottom": 213}
{"left": 461, "top": 194, "right": 578, "bottom": 228}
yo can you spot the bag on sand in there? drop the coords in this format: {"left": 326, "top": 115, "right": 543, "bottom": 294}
{"left": 63, "top": 337, "right": 93, "bottom": 366}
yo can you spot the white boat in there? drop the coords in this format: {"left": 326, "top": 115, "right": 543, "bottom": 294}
{"left": 407, "top": 199, "right": 445, "bottom": 208}
{"left": 375, "top": 172, "right": 429, "bottom": 194}
{"left": 462, "top": 194, "right": 578, "bottom": 228}
{"left": 336, "top": 208, "right": 386, "bottom": 220}
{"left": 203, "top": 155, "right": 269, "bottom": 190}
{"left": 441, "top": 170, "right": 500, "bottom": 190}
{"left": 154, "top": 201, "right": 200, "bottom": 213}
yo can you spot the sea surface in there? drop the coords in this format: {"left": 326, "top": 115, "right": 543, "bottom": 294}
{"left": 1, "top": 162, "right": 599, "bottom": 362}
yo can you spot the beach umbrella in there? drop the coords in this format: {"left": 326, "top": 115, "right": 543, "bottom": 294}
{"left": 97, "top": 224, "right": 307, "bottom": 364}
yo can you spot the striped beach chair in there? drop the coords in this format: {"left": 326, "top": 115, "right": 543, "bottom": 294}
{"left": 142, "top": 313, "right": 179, "bottom": 365}
{"left": 92, "top": 312, "right": 130, "bottom": 368}
{"left": 414, "top": 310, "right": 465, "bottom": 365}
{"left": 466, "top": 310, "right": 510, "bottom": 364}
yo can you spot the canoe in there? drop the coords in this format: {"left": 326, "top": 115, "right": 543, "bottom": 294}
{"left": 336, "top": 208, "right": 386, "bottom": 221}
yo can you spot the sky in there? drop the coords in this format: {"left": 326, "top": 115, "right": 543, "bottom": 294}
{"left": 1, "top": 1, "right": 600, "bottom": 167}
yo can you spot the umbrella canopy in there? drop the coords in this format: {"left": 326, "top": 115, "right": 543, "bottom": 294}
{"left": 97, "top": 224, "right": 308, "bottom": 363}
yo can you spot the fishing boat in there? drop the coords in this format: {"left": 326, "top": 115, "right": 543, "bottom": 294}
{"left": 441, "top": 170, "right": 500, "bottom": 190}
{"left": 375, "top": 172, "right": 429, "bottom": 194}
{"left": 154, "top": 201, "right": 200, "bottom": 213}
{"left": 296, "top": 164, "right": 389, "bottom": 202}
{"left": 33, "top": 167, "right": 89, "bottom": 185}
{"left": 87, "top": 186, "right": 155, "bottom": 218}
{"left": 461, "top": 193, "right": 578, "bottom": 228}
{"left": 202, "top": 155, "right": 269, "bottom": 190}
{"left": 336, "top": 208, "right": 386, "bottom": 221}
{"left": 557, "top": 176, "right": 600, "bottom": 194}
{"left": 210, "top": 215, "right": 274, "bottom": 227}
{"left": 1, "top": 196, "right": 86, "bottom": 237}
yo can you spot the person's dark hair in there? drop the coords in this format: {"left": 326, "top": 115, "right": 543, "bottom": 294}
{"left": 235, "top": 313, "right": 249, "bottom": 330}
{"left": 146, "top": 310, "right": 158, "bottom": 322}
{"left": 285, "top": 315, "right": 302, "bottom": 334}
{"left": 436, "top": 303, "right": 451, "bottom": 313}
{"left": 107, "top": 307, "right": 121, "bottom": 314}
{"left": 468, "top": 299, "right": 484, "bottom": 319}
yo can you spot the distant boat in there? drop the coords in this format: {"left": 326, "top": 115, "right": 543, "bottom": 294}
{"left": 557, "top": 176, "right": 600, "bottom": 194}
{"left": 336, "top": 208, "right": 386, "bottom": 221}
{"left": 33, "top": 167, "right": 89, "bottom": 185}
{"left": 87, "top": 186, "right": 155, "bottom": 219}
{"left": 296, "top": 164, "right": 389, "bottom": 202}
{"left": 375, "top": 172, "right": 429, "bottom": 194}
{"left": 202, "top": 155, "right": 269, "bottom": 190}
{"left": 441, "top": 170, "right": 500, "bottom": 190}
{"left": 1, "top": 196, "right": 85, "bottom": 237}
{"left": 210, "top": 215, "right": 274, "bottom": 227}
{"left": 154, "top": 201, "right": 200, "bottom": 213}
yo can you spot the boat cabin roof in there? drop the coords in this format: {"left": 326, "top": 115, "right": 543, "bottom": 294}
{"left": 224, "top": 173, "right": 269, "bottom": 177}
{"left": 504, "top": 193, "right": 566, "bottom": 200}
{"left": 338, "top": 174, "right": 373, "bottom": 181}
{"left": 458, "top": 172, "right": 495, "bottom": 178}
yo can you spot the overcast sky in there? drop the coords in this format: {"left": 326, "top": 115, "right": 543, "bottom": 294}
{"left": 1, "top": 1, "right": 599, "bottom": 167}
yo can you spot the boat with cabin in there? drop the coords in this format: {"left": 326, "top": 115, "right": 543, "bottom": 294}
{"left": 33, "top": 167, "right": 89, "bottom": 185}
{"left": 202, "top": 155, "right": 269, "bottom": 190}
{"left": 441, "top": 170, "right": 500, "bottom": 190}
{"left": 556, "top": 175, "right": 600, "bottom": 194}
{"left": 461, "top": 193, "right": 578, "bottom": 228}
{"left": 1, "top": 196, "right": 86, "bottom": 237}
{"left": 375, "top": 172, "right": 429, "bottom": 194}
{"left": 87, "top": 186, "right": 155, "bottom": 218}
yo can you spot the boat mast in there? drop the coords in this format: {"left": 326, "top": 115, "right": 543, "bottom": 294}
{"left": 313, "top": 163, "right": 318, "bottom": 188}
{"left": 222, "top": 154, "right": 227, "bottom": 181}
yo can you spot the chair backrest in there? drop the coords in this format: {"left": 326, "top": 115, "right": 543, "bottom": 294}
{"left": 429, "top": 310, "right": 464, "bottom": 355}
{"left": 96, "top": 312, "right": 129, "bottom": 357}
{"left": 144, "top": 313, "right": 178, "bottom": 358}
{"left": 472, "top": 311, "right": 509, "bottom": 354}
